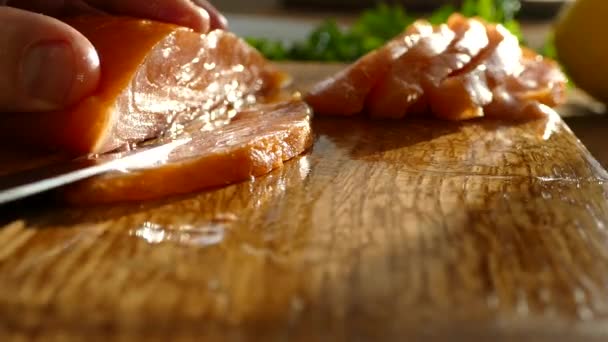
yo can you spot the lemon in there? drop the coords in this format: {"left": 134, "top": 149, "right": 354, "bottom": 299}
{"left": 554, "top": 0, "right": 608, "bottom": 104}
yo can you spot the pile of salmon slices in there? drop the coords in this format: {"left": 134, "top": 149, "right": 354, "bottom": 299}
{"left": 305, "top": 13, "right": 568, "bottom": 121}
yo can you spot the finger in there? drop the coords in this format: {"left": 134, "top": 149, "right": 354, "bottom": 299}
{"left": 0, "top": 7, "right": 100, "bottom": 112}
{"left": 191, "top": 0, "right": 228, "bottom": 30}
{"left": 85, "top": 0, "right": 212, "bottom": 32}
{"left": 6, "top": 0, "right": 226, "bottom": 32}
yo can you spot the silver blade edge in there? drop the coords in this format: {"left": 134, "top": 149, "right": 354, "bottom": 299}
{"left": 0, "top": 138, "right": 190, "bottom": 205}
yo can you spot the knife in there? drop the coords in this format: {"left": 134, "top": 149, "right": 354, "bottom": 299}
{"left": 0, "top": 138, "right": 190, "bottom": 205}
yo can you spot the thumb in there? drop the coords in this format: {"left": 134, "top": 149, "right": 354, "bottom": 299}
{"left": 0, "top": 7, "right": 100, "bottom": 112}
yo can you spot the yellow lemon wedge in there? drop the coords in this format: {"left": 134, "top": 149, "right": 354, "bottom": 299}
{"left": 555, "top": 0, "right": 608, "bottom": 104}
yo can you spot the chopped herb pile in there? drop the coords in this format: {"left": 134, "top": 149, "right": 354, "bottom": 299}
{"left": 246, "top": 0, "right": 526, "bottom": 62}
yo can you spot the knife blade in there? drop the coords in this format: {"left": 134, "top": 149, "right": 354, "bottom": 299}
{"left": 0, "top": 138, "right": 190, "bottom": 205}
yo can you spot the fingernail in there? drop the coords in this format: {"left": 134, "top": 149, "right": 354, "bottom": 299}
{"left": 207, "top": 7, "right": 228, "bottom": 30}
{"left": 191, "top": 0, "right": 228, "bottom": 30}
{"left": 213, "top": 11, "right": 228, "bottom": 30}
{"left": 193, "top": 6, "right": 211, "bottom": 32}
{"left": 21, "top": 41, "right": 74, "bottom": 109}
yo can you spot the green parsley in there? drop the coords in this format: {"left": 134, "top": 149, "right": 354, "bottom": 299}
{"left": 246, "top": 0, "right": 526, "bottom": 62}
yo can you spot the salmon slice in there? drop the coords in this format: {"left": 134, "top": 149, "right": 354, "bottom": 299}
{"left": 0, "top": 16, "right": 284, "bottom": 155}
{"left": 484, "top": 58, "right": 567, "bottom": 119}
{"left": 501, "top": 48, "right": 566, "bottom": 105}
{"left": 61, "top": 100, "right": 313, "bottom": 204}
{"left": 429, "top": 21, "right": 566, "bottom": 121}
{"left": 483, "top": 41, "right": 567, "bottom": 120}
{"left": 366, "top": 14, "right": 489, "bottom": 118}
{"left": 428, "top": 23, "right": 517, "bottom": 120}
{"left": 363, "top": 23, "right": 455, "bottom": 118}
{"left": 425, "top": 66, "right": 493, "bottom": 120}
{"left": 304, "top": 20, "right": 434, "bottom": 116}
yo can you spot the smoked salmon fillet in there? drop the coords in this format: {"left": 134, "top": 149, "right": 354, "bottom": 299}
{"left": 0, "top": 16, "right": 284, "bottom": 155}
{"left": 305, "top": 14, "right": 567, "bottom": 121}
{"left": 61, "top": 100, "right": 313, "bottom": 204}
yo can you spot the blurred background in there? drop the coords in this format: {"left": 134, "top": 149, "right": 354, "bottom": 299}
{"left": 215, "top": 0, "right": 572, "bottom": 51}
{"left": 212, "top": 0, "right": 573, "bottom": 61}
{"left": 216, "top": 0, "right": 570, "bottom": 18}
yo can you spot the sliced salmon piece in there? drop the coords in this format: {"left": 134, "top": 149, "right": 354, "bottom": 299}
{"left": 366, "top": 14, "right": 489, "bottom": 118}
{"left": 304, "top": 20, "right": 434, "bottom": 116}
{"left": 484, "top": 65, "right": 567, "bottom": 119}
{"left": 0, "top": 16, "right": 284, "bottom": 155}
{"left": 426, "top": 66, "right": 493, "bottom": 120}
{"left": 428, "top": 23, "right": 514, "bottom": 120}
{"left": 505, "top": 48, "right": 567, "bottom": 106}
{"left": 364, "top": 24, "right": 455, "bottom": 119}
{"left": 484, "top": 41, "right": 567, "bottom": 120}
{"left": 61, "top": 100, "right": 313, "bottom": 204}
{"left": 429, "top": 21, "right": 566, "bottom": 121}
{"left": 479, "top": 24, "right": 525, "bottom": 83}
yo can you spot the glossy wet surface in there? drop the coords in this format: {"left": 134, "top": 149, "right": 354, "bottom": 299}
{"left": 0, "top": 64, "right": 607, "bottom": 341}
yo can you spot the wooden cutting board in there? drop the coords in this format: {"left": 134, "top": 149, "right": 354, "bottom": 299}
{"left": 1, "top": 63, "right": 608, "bottom": 341}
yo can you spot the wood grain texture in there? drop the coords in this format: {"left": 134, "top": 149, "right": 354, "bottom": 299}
{"left": 1, "top": 63, "right": 608, "bottom": 341}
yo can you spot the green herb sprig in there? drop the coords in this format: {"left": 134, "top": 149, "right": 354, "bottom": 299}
{"left": 246, "top": 0, "right": 524, "bottom": 62}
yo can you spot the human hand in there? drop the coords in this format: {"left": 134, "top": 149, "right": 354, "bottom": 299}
{"left": 0, "top": 0, "right": 227, "bottom": 112}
